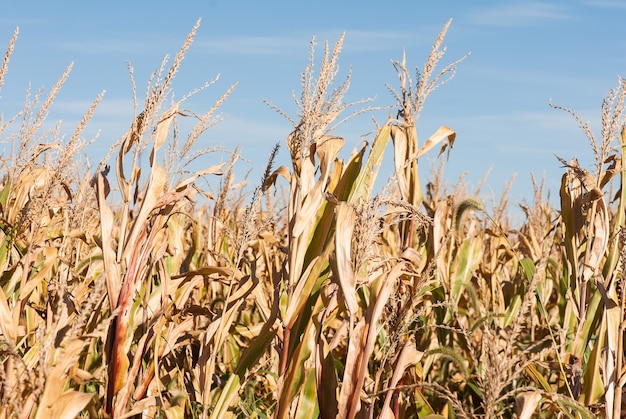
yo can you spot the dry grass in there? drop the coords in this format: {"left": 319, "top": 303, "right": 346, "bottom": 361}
{"left": 0, "top": 18, "right": 625, "bottom": 419}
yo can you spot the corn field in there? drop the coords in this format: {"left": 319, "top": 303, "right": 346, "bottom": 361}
{"left": 1, "top": 19, "right": 625, "bottom": 419}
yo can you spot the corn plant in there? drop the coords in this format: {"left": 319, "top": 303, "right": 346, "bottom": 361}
{"left": 1, "top": 17, "right": 625, "bottom": 419}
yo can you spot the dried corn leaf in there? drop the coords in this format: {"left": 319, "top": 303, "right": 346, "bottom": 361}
{"left": 602, "top": 283, "right": 620, "bottom": 416}
{"left": 349, "top": 123, "right": 391, "bottom": 204}
{"left": 515, "top": 390, "right": 542, "bottom": 419}
{"left": 333, "top": 202, "right": 357, "bottom": 315}
{"left": 263, "top": 165, "right": 291, "bottom": 190}
{"left": 315, "top": 135, "right": 344, "bottom": 180}
{"left": 414, "top": 125, "right": 456, "bottom": 160}
{"left": 291, "top": 180, "right": 325, "bottom": 238}
{"left": 94, "top": 170, "right": 121, "bottom": 309}
{"left": 338, "top": 262, "right": 406, "bottom": 418}
{"left": 380, "top": 338, "right": 423, "bottom": 419}
{"left": 390, "top": 125, "right": 410, "bottom": 200}
{"left": 123, "top": 164, "right": 167, "bottom": 260}
{"left": 35, "top": 390, "right": 93, "bottom": 419}
{"left": 0, "top": 286, "right": 16, "bottom": 343}
{"left": 284, "top": 254, "right": 326, "bottom": 329}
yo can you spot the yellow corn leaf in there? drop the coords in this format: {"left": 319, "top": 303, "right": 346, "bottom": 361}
{"left": 203, "top": 300, "right": 246, "bottom": 413}
{"left": 583, "top": 313, "right": 607, "bottom": 404}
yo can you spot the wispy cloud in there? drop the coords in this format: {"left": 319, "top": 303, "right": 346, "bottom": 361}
{"left": 331, "top": 30, "right": 431, "bottom": 52}
{"left": 54, "top": 39, "right": 166, "bottom": 55}
{"left": 53, "top": 97, "right": 135, "bottom": 119}
{"left": 196, "top": 35, "right": 307, "bottom": 55}
{"left": 466, "top": 2, "right": 573, "bottom": 27}
{"left": 0, "top": 17, "right": 49, "bottom": 27}
{"left": 581, "top": 0, "right": 626, "bottom": 9}
{"left": 195, "top": 30, "right": 431, "bottom": 57}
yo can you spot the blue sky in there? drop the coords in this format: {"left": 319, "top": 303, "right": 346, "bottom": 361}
{"left": 1, "top": 1, "right": 625, "bottom": 209}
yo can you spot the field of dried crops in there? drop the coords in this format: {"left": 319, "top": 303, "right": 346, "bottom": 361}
{"left": 1, "top": 19, "right": 625, "bottom": 419}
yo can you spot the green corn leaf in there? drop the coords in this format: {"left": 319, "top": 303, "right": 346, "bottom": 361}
{"left": 0, "top": 180, "right": 11, "bottom": 207}
{"left": 519, "top": 257, "right": 535, "bottom": 282}
{"left": 504, "top": 295, "right": 522, "bottom": 328}
{"left": 211, "top": 327, "right": 278, "bottom": 419}
{"left": 294, "top": 366, "right": 319, "bottom": 419}
{"left": 276, "top": 319, "right": 317, "bottom": 419}
{"left": 449, "top": 236, "right": 482, "bottom": 311}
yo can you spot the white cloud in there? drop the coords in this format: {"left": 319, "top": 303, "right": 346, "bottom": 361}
{"left": 467, "top": 2, "right": 573, "bottom": 27}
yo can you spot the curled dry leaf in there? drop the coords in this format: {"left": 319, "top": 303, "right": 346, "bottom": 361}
{"left": 414, "top": 125, "right": 456, "bottom": 161}
{"left": 515, "top": 390, "right": 542, "bottom": 419}
{"left": 315, "top": 135, "right": 344, "bottom": 180}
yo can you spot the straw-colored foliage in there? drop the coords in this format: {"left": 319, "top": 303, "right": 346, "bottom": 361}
{"left": 1, "top": 18, "right": 625, "bottom": 419}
